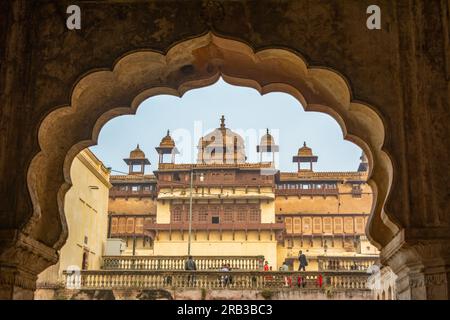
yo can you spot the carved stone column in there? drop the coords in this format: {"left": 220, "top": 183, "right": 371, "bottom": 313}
{"left": 381, "top": 229, "right": 450, "bottom": 300}
{"left": 0, "top": 230, "right": 58, "bottom": 300}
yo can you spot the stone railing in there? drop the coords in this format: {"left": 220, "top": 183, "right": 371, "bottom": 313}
{"left": 275, "top": 188, "right": 339, "bottom": 196}
{"left": 318, "top": 255, "right": 379, "bottom": 272}
{"left": 63, "top": 270, "right": 370, "bottom": 291}
{"left": 109, "top": 189, "right": 157, "bottom": 198}
{"left": 102, "top": 256, "right": 265, "bottom": 271}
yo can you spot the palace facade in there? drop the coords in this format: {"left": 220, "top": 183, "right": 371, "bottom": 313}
{"left": 108, "top": 116, "right": 378, "bottom": 270}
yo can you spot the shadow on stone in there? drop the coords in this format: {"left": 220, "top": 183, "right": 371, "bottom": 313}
{"left": 136, "top": 289, "right": 173, "bottom": 300}
{"left": 70, "top": 290, "right": 116, "bottom": 300}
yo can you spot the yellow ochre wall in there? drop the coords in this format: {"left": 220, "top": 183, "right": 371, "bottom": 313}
{"left": 275, "top": 183, "right": 372, "bottom": 214}
{"left": 154, "top": 231, "right": 277, "bottom": 269}
{"left": 153, "top": 186, "right": 278, "bottom": 267}
{"left": 108, "top": 197, "right": 156, "bottom": 215}
{"left": 37, "top": 149, "right": 111, "bottom": 285}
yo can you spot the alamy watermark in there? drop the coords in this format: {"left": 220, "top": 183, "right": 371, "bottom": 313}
{"left": 65, "top": 4, "right": 381, "bottom": 31}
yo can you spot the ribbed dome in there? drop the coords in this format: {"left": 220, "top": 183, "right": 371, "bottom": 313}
{"left": 197, "top": 115, "right": 246, "bottom": 164}
{"left": 159, "top": 130, "right": 175, "bottom": 148}
{"left": 129, "top": 144, "right": 146, "bottom": 159}
{"left": 260, "top": 128, "right": 276, "bottom": 147}
{"left": 298, "top": 142, "right": 313, "bottom": 156}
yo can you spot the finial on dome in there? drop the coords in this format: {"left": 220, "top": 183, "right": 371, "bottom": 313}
{"left": 167, "top": 129, "right": 170, "bottom": 136}
{"left": 266, "top": 128, "right": 269, "bottom": 135}
{"left": 303, "top": 141, "right": 307, "bottom": 147}
{"left": 220, "top": 115, "right": 225, "bottom": 129}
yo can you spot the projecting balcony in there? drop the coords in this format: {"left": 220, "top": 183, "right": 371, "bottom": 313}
{"left": 63, "top": 270, "right": 370, "bottom": 291}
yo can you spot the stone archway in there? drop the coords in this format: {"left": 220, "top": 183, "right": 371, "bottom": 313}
{"left": 27, "top": 33, "right": 396, "bottom": 269}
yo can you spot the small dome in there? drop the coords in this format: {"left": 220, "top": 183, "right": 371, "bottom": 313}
{"left": 129, "top": 144, "right": 145, "bottom": 159}
{"left": 298, "top": 142, "right": 313, "bottom": 156}
{"left": 360, "top": 152, "right": 368, "bottom": 162}
{"left": 260, "top": 128, "right": 276, "bottom": 147}
{"left": 159, "top": 130, "right": 175, "bottom": 148}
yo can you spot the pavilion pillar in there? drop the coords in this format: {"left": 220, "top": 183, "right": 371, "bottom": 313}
{"left": 0, "top": 230, "right": 58, "bottom": 300}
{"left": 381, "top": 229, "right": 450, "bottom": 300}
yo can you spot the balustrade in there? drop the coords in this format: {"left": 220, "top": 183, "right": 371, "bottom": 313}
{"left": 317, "top": 256, "right": 378, "bottom": 272}
{"left": 63, "top": 270, "right": 369, "bottom": 290}
{"left": 102, "top": 256, "right": 265, "bottom": 271}
{"left": 275, "top": 188, "right": 339, "bottom": 196}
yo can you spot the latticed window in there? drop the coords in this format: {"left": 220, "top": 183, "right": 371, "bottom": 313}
{"left": 172, "top": 206, "right": 182, "bottom": 222}
{"left": 237, "top": 207, "right": 247, "bottom": 222}
{"left": 351, "top": 184, "right": 362, "bottom": 198}
{"left": 223, "top": 207, "right": 233, "bottom": 222}
{"left": 198, "top": 207, "right": 208, "bottom": 222}
{"left": 249, "top": 207, "right": 260, "bottom": 221}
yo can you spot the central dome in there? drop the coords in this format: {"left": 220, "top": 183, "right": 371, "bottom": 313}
{"left": 197, "top": 115, "right": 246, "bottom": 164}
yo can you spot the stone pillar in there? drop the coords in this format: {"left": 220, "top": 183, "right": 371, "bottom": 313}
{"left": 381, "top": 229, "right": 450, "bottom": 300}
{"left": 0, "top": 230, "right": 58, "bottom": 300}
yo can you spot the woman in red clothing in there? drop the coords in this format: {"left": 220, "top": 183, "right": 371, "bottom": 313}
{"left": 317, "top": 274, "right": 323, "bottom": 288}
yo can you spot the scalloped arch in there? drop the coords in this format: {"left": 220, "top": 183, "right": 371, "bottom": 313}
{"left": 26, "top": 32, "right": 399, "bottom": 250}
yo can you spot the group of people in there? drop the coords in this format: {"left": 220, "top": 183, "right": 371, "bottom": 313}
{"left": 184, "top": 256, "right": 233, "bottom": 286}
{"left": 183, "top": 251, "right": 323, "bottom": 288}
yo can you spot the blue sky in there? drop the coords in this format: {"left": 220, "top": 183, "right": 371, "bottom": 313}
{"left": 90, "top": 78, "right": 362, "bottom": 174}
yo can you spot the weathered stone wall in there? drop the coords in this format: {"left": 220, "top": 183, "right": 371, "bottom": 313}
{"left": 35, "top": 287, "right": 373, "bottom": 300}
